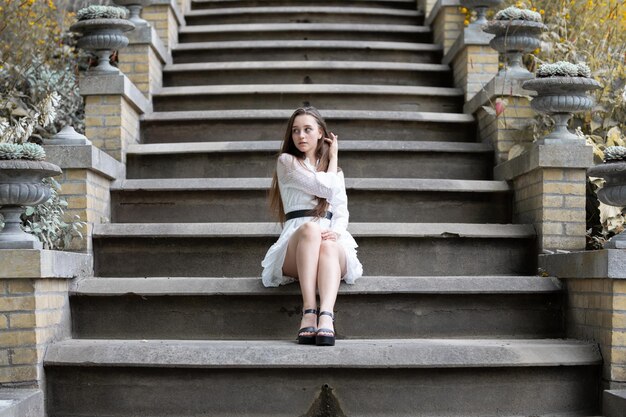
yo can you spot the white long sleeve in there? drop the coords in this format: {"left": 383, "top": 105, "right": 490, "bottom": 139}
{"left": 277, "top": 153, "right": 342, "bottom": 201}
{"left": 329, "top": 173, "right": 349, "bottom": 236}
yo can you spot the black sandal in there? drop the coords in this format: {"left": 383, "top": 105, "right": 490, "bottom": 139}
{"left": 316, "top": 311, "right": 335, "bottom": 346}
{"left": 297, "top": 308, "right": 318, "bottom": 345}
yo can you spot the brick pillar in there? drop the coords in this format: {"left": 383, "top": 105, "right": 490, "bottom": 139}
{"left": 0, "top": 250, "right": 91, "bottom": 387}
{"left": 80, "top": 73, "right": 150, "bottom": 163}
{"left": 540, "top": 250, "right": 626, "bottom": 390}
{"left": 495, "top": 143, "right": 593, "bottom": 252}
{"left": 142, "top": 0, "right": 184, "bottom": 53}
{"left": 120, "top": 24, "right": 168, "bottom": 100}
{"left": 43, "top": 145, "right": 125, "bottom": 252}
{"left": 443, "top": 28, "right": 498, "bottom": 101}
{"left": 465, "top": 76, "right": 535, "bottom": 164}
{"left": 426, "top": 0, "right": 464, "bottom": 56}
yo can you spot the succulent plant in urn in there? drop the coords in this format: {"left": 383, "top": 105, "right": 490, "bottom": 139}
{"left": 522, "top": 61, "right": 602, "bottom": 144}
{"left": 483, "top": 6, "right": 546, "bottom": 78}
{"left": 70, "top": 5, "right": 135, "bottom": 74}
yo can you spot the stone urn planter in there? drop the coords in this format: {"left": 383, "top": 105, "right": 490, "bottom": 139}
{"left": 523, "top": 75, "right": 601, "bottom": 144}
{"left": 71, "top": 6, "right": 135, "bottom": 73}
{"left": 113, "top": 0, "right": 152, "bottom": 26}
{"left": 483, "top": 20, "right": 545, "bottom": 78}
{"left": 460, "top": 0, "right": 503, "bottom": 27}
{"left": 588, "top": 158, "right": 626, "bottom": 248}
{"left": 0, "top": 160, "right": 62, "bottom": 249}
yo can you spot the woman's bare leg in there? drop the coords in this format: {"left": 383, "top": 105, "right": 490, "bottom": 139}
{"left": 283, "top": 222, "right": 323, "bottom": 330}
{"left": 317, "top": 240, "right": 347, "bottom": 333}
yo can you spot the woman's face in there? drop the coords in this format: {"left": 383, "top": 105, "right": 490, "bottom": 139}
{"left": 291, "top": 114, "right": 322, "bottom": 156}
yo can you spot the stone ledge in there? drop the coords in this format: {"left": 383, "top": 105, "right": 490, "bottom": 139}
{"left": 539, "top": 249, "right": 626, "bottom": 280}
{"left": 45, "top": 338, "right": 601, "bottom": 368}
{"left": 442, "top": 27, "right": 494, "bottom": 66}
{"left": 0, "top": 389, "right": 42, "bottom": 417}
{"left": 127, "top": 24, "right": 170, "bottom": 65}
{"left": 43, "top": 144, "right": 125, "bottom": 181}
{"left": 78, "top": 73, "right": 150, "bottom": 114}
{"left": 494, "top": 143, "right": 593, "bottom": 181}
{"left": 464, "top": 75, "right": 535, "bottom": 115}
{"left": 0, "top": 250, "right": 92, "bottom": 279}
{"left": 71, "top": 275, "right": 562, "bottom": 296}
{"left": 425, "top": 0, "right": 461, "bottom": 26}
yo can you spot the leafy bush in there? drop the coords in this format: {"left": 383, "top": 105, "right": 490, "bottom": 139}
{"left": 0, "top": 0, "right": 87, "bottom": 249}
{"left": 21, "top": 178, "right": 87, "bottom": 250}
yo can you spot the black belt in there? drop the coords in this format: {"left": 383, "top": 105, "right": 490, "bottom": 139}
{"left": 285, "top": 210, "right": 333, "bottom": 221}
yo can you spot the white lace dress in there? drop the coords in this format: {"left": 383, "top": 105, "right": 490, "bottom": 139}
{"left": 261, "top": 153, "right": 363, "bottom": 287}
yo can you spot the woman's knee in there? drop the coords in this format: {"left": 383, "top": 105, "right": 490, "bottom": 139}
{"left": 297, "top": 222, "right": 322, "bottom": 241}
{"left": 319, "top": 240, "right": 340, "bottom": 259}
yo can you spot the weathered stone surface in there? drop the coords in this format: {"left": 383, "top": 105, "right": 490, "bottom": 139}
{"left": 0, "top": 389, "right": 43, "bottom": 417}
{"left": 0, "top": 250, "right": 92, "bottom": 279}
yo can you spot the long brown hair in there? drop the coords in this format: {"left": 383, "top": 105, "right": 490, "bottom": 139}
{"left": 269, "top": 107, "right": 332, "bottom": 224}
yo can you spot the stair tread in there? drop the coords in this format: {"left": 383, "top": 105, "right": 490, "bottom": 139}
{"left": 111, "top": 177, "right": 510, "bottom": 192}
{"left": 156, "top": 84, "right": 462, "bottom": 96}
{"left": 191, "top": 0, "right": 417, "bottom": 6}
{"left": 179, "top": 22, "right": 430, "bottom": 34}
{"left": 185, "top": 6, "right": 422, "bottom": 17}
{"left": 93, "top": 222, "right": 535, "bottom": 238}
{"left": 126, "top": 140, "right": 491, "bottom": 154}
{"left": 173, "top": 39, "right": 441, "bottom": 51}
{"left": 142, "top": 109, "right": 474, "bottom": 123}
{"left": 163, "top": 60, "right": 450, "bottom": 72}
{"left": 45, "top": 338, "right": 601, "bottom": 368}
{"left": 71, "top": 275, "right": 562, "bottom": 296}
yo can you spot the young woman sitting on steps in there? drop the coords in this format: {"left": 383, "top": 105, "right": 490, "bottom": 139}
{"left": 261, "top": 106, "right": 363, "bottom": 346}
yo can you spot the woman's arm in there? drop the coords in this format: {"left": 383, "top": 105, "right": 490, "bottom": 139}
{"left": 278, "top": 153, "right": 341, "bottom": 199}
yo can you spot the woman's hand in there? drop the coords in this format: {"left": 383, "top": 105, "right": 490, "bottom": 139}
{"left": 325, "top": 132, "right": 338, "bottom": 160}
{"left": 321, "top": 230, "right": 338, "bottom": 241}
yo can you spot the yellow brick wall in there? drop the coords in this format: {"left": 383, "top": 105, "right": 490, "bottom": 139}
{"left": 56, "top": 169, "right": 112, "bottom": 252}
{"left": 143, "top": 5, "right": 178, "bottom": 52}
{"left": 84, "top": 95, "right": 140, "bottom": 163}
{"left": 477, "top": 96, "right": 535, "bottom": 163}
{"left": 453, "top": 45, "right": 499, "bottom": 100}
{"left": 0, "top": 279, "right": 69, "bottom": 386}
{"left": 119, "top": 45, "right": 163, "bottom": 100}
{"left": 432, "top": 7, "right": 465, "bottom": 55}
{"left": 565, "top": 278, "right": 626, "bottom": 386}
{"left": 514, "top": 168, "right": 587, "bottom": 251}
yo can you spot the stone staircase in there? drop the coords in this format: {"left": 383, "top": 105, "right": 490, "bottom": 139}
{"left": 43, "top": 0, "right": 602, "bottom": 415}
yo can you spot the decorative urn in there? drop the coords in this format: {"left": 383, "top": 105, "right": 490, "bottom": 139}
{"left": 113, "top": 0, "right": 153, "bottom": 26}
{"left": 0, "top": 160, "right": 62, "bottom": 249}
{"left": 483, "top": 7, "right": 546, "bottom": 78}
{"left": 460, "top": 0, "right": 504, "bottom": 28}
{"left": 70, "top": 6, "right": 135, "bottom": 73}
{"left": 523, "top": 62, "right": 602, "bottom": 144}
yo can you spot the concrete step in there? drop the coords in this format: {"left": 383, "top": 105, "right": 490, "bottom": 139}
{"left": 162, "top": 61, "right": 453, "bottom": 87}
{"left": 109, "top": 178, "right": 512, "bottom": 223}
{"left": 178, "top": 23, "right": 431, "bottom": 43}
{"left": 184, "top": 6, "right": 423, "bottom": 26}
{"left": 191, "top": 0, "right": 418, "bottom": 10}
{"left": 140, "top": 109, "right": 476, "bottom": 143}
{"left": 92, "top": 223, "right": 536, "bottom": 277}
{"left": 69, "top": 276, "right": 564, "bottom": 340}
{"left": 125, "top": 141, "right": 494, "bottom": 180}
{"left": 172, "top": 40, "right": 442, "bottom": 64}
{"left": 0, "top": 389, "right": 43, "bottom": 417}
{"left": 603, "top": 389, "right": 626, "bottom": 417}
{"left": 152, "top": 84, "right": 463, "bottom": 112}
{"left": 45, "top": 338, "right": 601, "bottom": 416}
